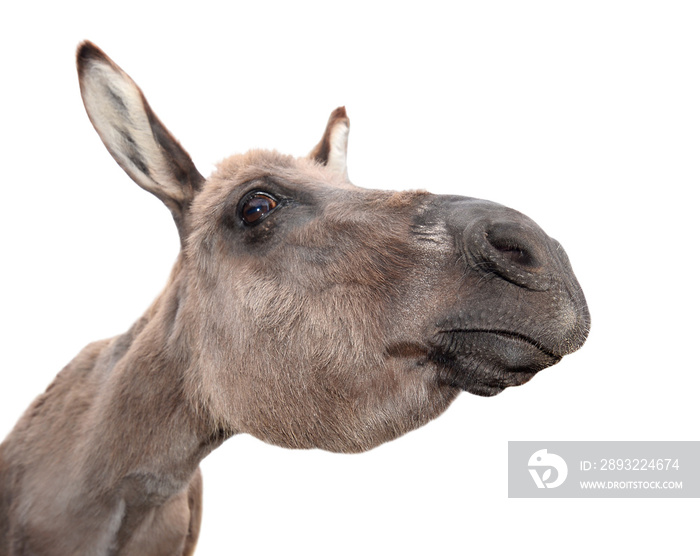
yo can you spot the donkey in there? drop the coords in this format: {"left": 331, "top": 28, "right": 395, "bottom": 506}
{"left": 0, "top": 42, "right": 589, "bottom": 555}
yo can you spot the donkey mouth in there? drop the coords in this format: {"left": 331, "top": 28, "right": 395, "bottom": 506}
{"left": 429, "top": 330, "right": 561, "bottom": 397}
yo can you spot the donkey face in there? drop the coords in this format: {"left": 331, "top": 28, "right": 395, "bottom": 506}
{"left": 78, "top": 43, "right": 589, "bottom": 454}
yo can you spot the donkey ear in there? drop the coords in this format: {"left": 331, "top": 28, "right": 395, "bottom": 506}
{"left": 309, "top": 107, "right": 350, "bottom": 180}
{"left": 77, "top": 41, "right": 204, "bottom": 229}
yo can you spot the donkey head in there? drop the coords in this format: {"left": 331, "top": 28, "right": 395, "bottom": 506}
{"left": 77, "top": 42, "right": 589, "bottom": 454}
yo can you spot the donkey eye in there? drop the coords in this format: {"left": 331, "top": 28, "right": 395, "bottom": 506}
{"left": 240, "top": 193, "right": 279, "bottom": 225}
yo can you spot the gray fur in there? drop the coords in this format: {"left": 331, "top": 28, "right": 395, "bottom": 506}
{"left": 0, "top": 42, "right": 589, "bottom": 555}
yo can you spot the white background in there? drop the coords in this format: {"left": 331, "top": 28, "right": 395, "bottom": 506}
{"left": 1, "top": 1, "right": 698, "bottom": 554}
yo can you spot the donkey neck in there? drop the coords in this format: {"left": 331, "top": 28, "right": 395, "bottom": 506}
{"left": 45, "top": 261, "right": 223, "bottom": 549}
{"left": 0, "top": 257, "right": 226, "bottom": 554}
{"left": 82, "top": 260, "right": 225, "bottom": 493}
{"left": 67, "top": 264, "right": 225, "bottom": 552}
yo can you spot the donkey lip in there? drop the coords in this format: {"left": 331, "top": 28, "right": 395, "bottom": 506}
{"left": 430, "top": 330, "right": 561, "bottom": 397}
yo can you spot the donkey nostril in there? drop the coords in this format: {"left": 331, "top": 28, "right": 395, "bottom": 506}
{"left": 464, "top": 218, "right": 552, "bottom": 290}
{"left": 486, "top": 234, "right": 534, "bottom": 267}
{"left": 484, "top": 228, "right": 538, "bottom": 268}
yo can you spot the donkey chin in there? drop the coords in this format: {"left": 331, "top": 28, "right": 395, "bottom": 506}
{"left": 430, "top": 330, "right": 564, "bottom": 397}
